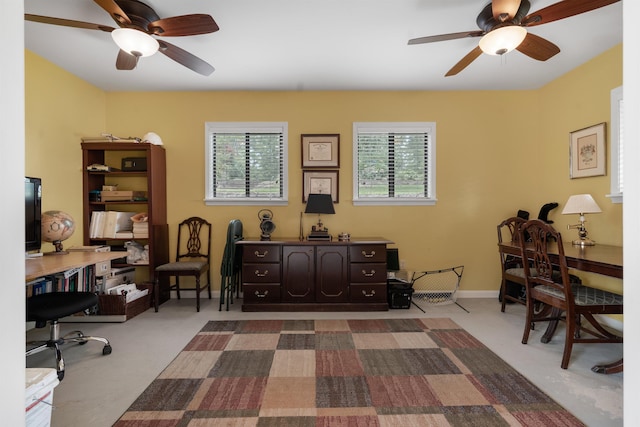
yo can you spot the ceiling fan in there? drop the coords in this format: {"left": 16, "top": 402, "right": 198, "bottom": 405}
{"left": 408, "top": 0, "right": 620, "bottom": 77}
{"left": 25, "top": 0, "right": 219, "bottom": 76}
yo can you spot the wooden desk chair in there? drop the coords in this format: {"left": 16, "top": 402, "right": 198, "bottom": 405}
{"left": 518, "top": 219, "right": 623, "bottom": 369}
{"left": 497, "top": 216, "right": 528, "bottom": 311}
{"left": 26, "top": 292, "right": 112, "bottom": 380}
{"left": 219, "top": 219, "right": 243, "bottom": 311}
{"left": 154, "top": 217, "right": 212, "bottom": 312}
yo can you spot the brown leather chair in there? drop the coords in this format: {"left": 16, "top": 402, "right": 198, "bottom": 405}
{"left": 154, "top": 217, "right": 212, "bottom": 312}
{"left": 497, "top": 216, "right": 528, "bottom": 311}
{"left": 518, "top": 219, "right": 623, "bottom": 369}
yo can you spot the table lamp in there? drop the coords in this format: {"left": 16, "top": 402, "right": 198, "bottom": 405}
{"left": 561, "top": 194, "right": 602, "bottom": 246}
{"left": 305, "top": 193, "right": 335, "bottom": 241}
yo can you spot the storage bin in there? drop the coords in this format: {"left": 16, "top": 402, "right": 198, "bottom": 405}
{"left": 98, "top": 283, "right": 153, "bottom": 320}
{"left": 26, "top": 368, "right": 59, "bottom": 427}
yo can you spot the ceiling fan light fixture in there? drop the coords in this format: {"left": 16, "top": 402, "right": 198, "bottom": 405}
{"left": 479, "top": 25, "right": 527, "bottom": 56}
{"left": 111, "top": 28, "right": 159, "bottom": 57}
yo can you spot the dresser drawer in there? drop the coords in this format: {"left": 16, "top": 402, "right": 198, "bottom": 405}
{"left": 350, "top": 263, "right": 387, "bottom": 283}
{"left": 350, "top": 283, "right": 387, "bottom": 303}
{"left": 349, "top": 245, "right": 386, "bottom": 263}
{"left": 243, "top": 284, "right": 281, "bottom": 303}
{"left": 243, "top": 245, "right": 280, "bottom": 263}
{"left": 242, "top": 263, "right": 281, "bottom": 283}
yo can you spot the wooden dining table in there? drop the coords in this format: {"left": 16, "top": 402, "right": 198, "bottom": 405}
{"left": 497, "top": 240, "right": 623, "bottom": 373}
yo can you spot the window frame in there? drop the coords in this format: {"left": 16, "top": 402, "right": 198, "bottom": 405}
{"left": 608, "top": 86, "right": 623, "bottom": 204}
{"left": 204, "top": 122, "right": 289, "bottom": 206}
{"left": 352, "top": 122, "right": 436, "bottom": 206}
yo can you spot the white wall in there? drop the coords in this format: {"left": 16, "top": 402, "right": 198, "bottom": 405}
{"left": 1, "top": 1, "right": 25, "bottom": 425}
{"left": 623, "top": 2, "right": 640, "bottom": 426}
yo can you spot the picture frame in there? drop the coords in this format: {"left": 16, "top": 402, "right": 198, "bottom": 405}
{"left": 570, "top": 122, "right": 606, "bottom": 179}
{"left": 303, "top": 170, "right": 339, "bottom": 203}
{"left": 301, "top": 134, "right": 340, "bottom": 168}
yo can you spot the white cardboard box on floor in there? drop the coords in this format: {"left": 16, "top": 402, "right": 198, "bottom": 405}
{"left": 25, "top": 368, "right": 59, "bottom": 427}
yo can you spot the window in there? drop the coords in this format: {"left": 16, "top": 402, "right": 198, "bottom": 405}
{"left": 204, "top": 122, "right": 288, "bottom": 205}
{"left": 353, "top": 122, "right": 436, "bottom": 206}
{"left": 608, "top": 86, "right": 623, "bottom": 204}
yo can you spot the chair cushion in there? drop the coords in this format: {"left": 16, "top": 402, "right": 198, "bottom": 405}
{"left": 27, "top": 292, "right": 99, "bottom": 322}
{"left": 534, "top": 284, "right": 623, "bottom": 306}
{"left": 156, "top": 261, "right": 208, "bottom": 273}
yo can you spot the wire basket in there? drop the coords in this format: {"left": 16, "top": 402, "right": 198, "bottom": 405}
{"left": 410, "top": 265, "right": 464, "bottom": 306}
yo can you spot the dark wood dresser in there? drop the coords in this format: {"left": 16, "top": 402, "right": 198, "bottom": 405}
{"left": 237, "top": 237, "right": 393, "bottom": 311}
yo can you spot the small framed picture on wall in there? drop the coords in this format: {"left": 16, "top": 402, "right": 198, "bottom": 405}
{"left": 569, "top": 122, "right": 606, "bottom": 179}
{"left": 303, "top": 170, "right": 339, "bottom": 203}
{"left": 301, "top": 134, "right": 340, "bottom": 168}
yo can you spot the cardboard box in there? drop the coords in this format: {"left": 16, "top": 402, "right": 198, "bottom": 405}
{"left": 100, "top": 190, "right": 146, "bottom": 201}
{"left": 25, "top": 368, "right": 59, "bottom": 427}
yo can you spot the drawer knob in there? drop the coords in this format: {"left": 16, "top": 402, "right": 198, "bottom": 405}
{"left": 254, "top": 270, "right": 269, "bottom": 277}
{"left": 254, "top": 250, "right": 269, "bottom": 258}
{"left": 361, "top": 269, "right": 376, "bottom": 277}
{"left": 361, "top": 250, "right": 376, "bottom": 258}
{"left": 255, "top": 290, "right": 269, "bottom": 298}
{"left": 361, "top": 290, "right": 376, "bottom": 297}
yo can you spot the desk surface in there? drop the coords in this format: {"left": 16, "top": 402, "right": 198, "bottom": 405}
{"left": 25, "top": 251, "right": 124, "bottom": 282}
{"left": 498, "top": 241, "right": 622, "bottom": 279}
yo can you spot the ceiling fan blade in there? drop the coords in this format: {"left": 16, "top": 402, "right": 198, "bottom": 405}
{"left": 116, "top": 49, "right": 138, "bottom": 70}
{"left": 523, "top": 0, "right": 620, "bottom": 27}
{"left": 148, "top": 14, "right": 219, "bottom": 36}
{"left": 24, "top": 14, "right": 115, "bottom": 32}
{"left": 157, "top": 40, "right": 214, "bottom": 76}
{"left": 492, "top": 0, "right": 521, "bottom": 21}
{"left": 408, "top": 31, "right": 483, "bottom": 45}
{"left": 93, "top": 0, "right": 132, "bottom": 25}
{"left": 445, "top": 46, "right": 483, "bottom": 77}
{"left": 516, "top": 33, "right": 560, "bottom": 61}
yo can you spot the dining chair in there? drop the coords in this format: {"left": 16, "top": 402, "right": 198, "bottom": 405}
{"left": 518, "top": 219, "right": 623, "bottom": 369}
{"left": 154, "top": 217, "right": 212, "bottom": 312}
{"left": 497, "top": 216, "right": 528, "bottom": 311}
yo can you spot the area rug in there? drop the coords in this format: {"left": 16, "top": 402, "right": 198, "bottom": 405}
{"left": 114, "top": 318, "right": 584, "bottom": 426}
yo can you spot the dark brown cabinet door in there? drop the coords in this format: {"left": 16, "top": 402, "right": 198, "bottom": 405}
{"left": 316, "top": 246, "right": 348, "bottom": 302}
{"left": 282, "top": 246, "right": 314, "bottom": 302}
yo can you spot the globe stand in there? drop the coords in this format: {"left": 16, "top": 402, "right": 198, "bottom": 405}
{"left": 44, "top": 240, "right": 69, "bottom": 256}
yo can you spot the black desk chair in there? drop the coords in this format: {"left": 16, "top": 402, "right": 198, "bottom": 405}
{"left": 26, "top": 292, "right": 112, "bottom": 381}
{"left": 219, "top": 219, "right": 243, "bottom": 311}
{"left": 154, "top": 217, "right": 212, "bottom": 312}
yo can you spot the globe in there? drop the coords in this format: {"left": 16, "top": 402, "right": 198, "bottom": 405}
{"left": 41, "top": 210, "right": 76, "bottom": 254}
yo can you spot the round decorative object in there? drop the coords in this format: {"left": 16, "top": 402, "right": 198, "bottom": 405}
{"left": 258, "top": 209, "right": 275, "bottom": 241}
{"left": 41, "top": 210, "right": 76, "bottom": 254}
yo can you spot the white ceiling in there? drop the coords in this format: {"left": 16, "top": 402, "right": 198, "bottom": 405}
{"left": 24, "top": 0, "right": 622, "bottom": 92}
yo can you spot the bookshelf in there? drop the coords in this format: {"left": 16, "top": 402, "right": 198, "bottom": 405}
{"left": 81, "top": 142, "right": 170, "bottom": 303}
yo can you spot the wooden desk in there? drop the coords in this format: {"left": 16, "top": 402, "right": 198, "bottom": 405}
{"left": 498, "top": 241, "right": 622, "bottom": 279}
{"left": 26, "top": 251, "right": 124, "bottom": 282}
{"left": 498, "top": 240, "right": 623, "bottom": 374}
{"left": 237, "top": 237, "right": 393, "bottom": 312}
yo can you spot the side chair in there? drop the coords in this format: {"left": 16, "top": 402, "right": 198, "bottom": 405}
{"left": 154, "top": 217, "right": 212, "bottom": 312}
{"left": 518, "top": 219, "right": 623, "bottom": 369}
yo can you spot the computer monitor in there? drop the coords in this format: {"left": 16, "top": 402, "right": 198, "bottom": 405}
{"left": 386, "top": 248, "right": 400, "bottom": 271}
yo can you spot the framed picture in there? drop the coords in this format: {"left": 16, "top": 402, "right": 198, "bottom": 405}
{"left": 301, "top": 134, "right": 340, "bottom": 168}
{"left": 303, "top": 170, "right": 339, "bottom": 203}
{"left": 570, "top": 122, "right": 606, "bottom": 179}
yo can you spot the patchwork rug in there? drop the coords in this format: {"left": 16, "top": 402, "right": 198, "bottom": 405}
{"left": 114, "top": 318, "right": 584, "bottom": 426}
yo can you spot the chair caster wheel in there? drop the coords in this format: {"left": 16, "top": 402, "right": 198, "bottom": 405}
{"left": 103, "top": 345, "right": 112, "bottom": 355}
{"left": 57, "top": 371, "right": 65, "bottom": 381}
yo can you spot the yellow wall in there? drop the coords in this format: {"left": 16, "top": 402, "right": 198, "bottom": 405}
{"left": 25, "top": 45, "right": 622, "bottom": 294}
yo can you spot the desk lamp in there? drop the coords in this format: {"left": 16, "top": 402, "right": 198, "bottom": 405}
{"left": 561, "top": 194, "right": 602, "bottom": 246}
{"left": 305, "top": 193, "right": 335, "bottom": 241}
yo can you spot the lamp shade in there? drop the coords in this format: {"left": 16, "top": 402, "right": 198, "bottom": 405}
{"left": 561, "top": 194, "right": 602, "bottom": 215}
{"left": 305, "top": 193, "right": 335, "bottom": 214}
{"left": 111, "top": 28, "right": 159, "bottom": 57}
{"left": 478, "top": 25, "right": 527, "bottom": 56}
